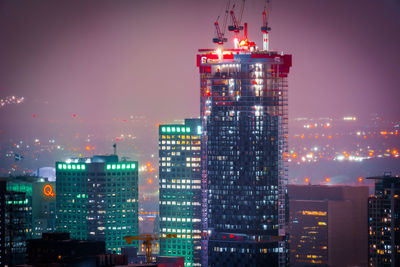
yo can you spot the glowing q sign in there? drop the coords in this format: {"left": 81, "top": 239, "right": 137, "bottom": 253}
{"left": 43, "top": 184, "right": 55, "bottom": 197}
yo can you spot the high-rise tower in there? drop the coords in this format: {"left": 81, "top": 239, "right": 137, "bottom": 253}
{"left": 159, "top": 119, "right": 202, "bottom": 266}
{"left": 197, "top": 10, "right": 292, "bottom": 265}
{"left": 56, "top": 155, "right": 139, "bottom": 253}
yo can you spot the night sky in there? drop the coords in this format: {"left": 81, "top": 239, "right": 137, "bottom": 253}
{"left": 0, "top": 0, "right": 399, "bottom": 138}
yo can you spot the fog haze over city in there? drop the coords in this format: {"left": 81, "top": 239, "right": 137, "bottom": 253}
{"left": 0, "top": 0, "right": 399, "bottom": 208}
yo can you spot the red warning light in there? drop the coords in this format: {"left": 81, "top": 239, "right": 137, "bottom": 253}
{"left": 32, "top": 114, "right": 36, "bottom": 118}
{"left": 73, "top": 113, "right": 76, "bottom": 118}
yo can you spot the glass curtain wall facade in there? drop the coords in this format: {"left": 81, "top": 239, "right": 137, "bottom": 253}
{"left": 368, "top": 174, "right": 400, "bottom": 267}
{"left": 56, "top": 156, "right": 139, "bottom": 253}
{"left": 159, "top": 119, "right": 202, "bottom": 267}
{"left": 197, "top": 50, "right": 291, "bottom": 266}
{"left": 0, "top": 179, "right": 27, "bottom": 266}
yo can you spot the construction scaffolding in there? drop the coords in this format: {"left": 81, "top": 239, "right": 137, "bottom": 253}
{"left": 198, "top": 49, "right": 291, "bottom": 266}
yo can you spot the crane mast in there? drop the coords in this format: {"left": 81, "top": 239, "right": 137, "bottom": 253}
{"left": 261, "top": 0, "right": 271, "bottom": 51}
{"left": 212, "top": 21, "right": 227, "bottom": 45}
{"left": 212, "top": 0, "right": 231, "bottom": 45}
{"left": 228, "top": 1, "right": 245, "bottom": 48}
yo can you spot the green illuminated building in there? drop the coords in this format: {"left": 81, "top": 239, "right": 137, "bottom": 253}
{"left": 5, "top": 176, "right": 56, "bottom": 239}
{"left": 56, "top": 155, "right": 139, "bottom": 253}
{"left": 159, "top": 119, "right": 202, "bottom": 267}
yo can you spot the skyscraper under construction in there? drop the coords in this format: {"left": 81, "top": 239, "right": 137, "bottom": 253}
{"left": 197, "top": 2, "right": 292, "bottom": 266}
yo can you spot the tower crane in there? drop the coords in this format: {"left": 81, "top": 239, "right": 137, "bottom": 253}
{"left": 212, "top": 21, "right": 227, "bottom": 45}
{"left": 212, "top": 0, "right": 231, "bottom": 45}
{"left": 228, "top": 1, "right": 245, "bottom": 33}
{"left": 228, "top": 1, "right": 245, "bottom": 48}
{"left": 123, "top": 233, "right": 177, "bottom": 264}
{"left": 261, "top": 0, "right": 271, "bottom": 51}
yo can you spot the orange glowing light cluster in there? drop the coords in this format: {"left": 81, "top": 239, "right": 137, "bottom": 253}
{"left": 238, "top": 38, "right": 255, "bottom": 48}
{"left": 139, "top": 211, "right": 159, "bottom": 215}
{"left": 302, "top": 211, "right": 327, "bottom": 216}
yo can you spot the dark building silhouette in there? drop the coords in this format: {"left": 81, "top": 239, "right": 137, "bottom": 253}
{"left": 288, "top": 184, "right": 368, "bottom": 267}
{"left": 26, "top": 232, "right": 105, "bottom": 265}
{"left": 198, "top": 47, "right": 292, "bottom": 266}
{"left": 368, "top": 173, "right": 400, "bottom": 267}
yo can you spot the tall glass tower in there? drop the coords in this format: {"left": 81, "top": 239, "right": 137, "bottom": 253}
{"left": 197, "top": 48, "right": 292, "bottom": 266}
{"left": 56, "top": 155, "right": 139, "bottom": 253}
{"left": 159, "top": 119, "right": 202, "bottom": 267}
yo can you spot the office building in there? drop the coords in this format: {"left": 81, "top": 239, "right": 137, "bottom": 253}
{"left": 288, "top": 184, "right": 368, "bottom": 267}
{"left": 0, "top": 179, "right": 28, "bottom": 266}
{"left": 56, "top": 155, "right": 139, "bottom": 253}
{"left": 6, "top": 176, "right": 56, "bottom": 239}
{"left": 159, "top": 119, "right": 202, "bottom": 267}
{"left": 197, "top": 27, "right": 292, "bottom": 265}
{"left": 368, "top": 173, "right": 400, "bottom": 267}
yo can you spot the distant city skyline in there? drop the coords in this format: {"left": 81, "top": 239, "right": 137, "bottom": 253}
{"left": 0, "top": 1, "right": 399, "bottom": 266}
{"left": 0, "top": 0, "right": 399, "bottom": 142}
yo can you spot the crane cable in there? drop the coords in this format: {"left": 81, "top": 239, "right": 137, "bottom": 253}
{"left": 221, "top": 0, "right": 231, "bottom": 36}
{"left": 238, "top": 0, "right": 246, "bottom": 25}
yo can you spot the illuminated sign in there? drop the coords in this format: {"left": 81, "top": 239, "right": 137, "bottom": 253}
{"left": 43, "top": 184, "right": 55, "bottom": 197}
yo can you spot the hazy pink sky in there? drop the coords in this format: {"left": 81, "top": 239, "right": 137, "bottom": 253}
{"left": 0, "top": 0, "right": 399, "bottom": 137}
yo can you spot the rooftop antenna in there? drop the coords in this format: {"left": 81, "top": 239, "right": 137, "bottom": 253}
{"left": 113, "top": 143, "right": 117, "bottom": 155}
